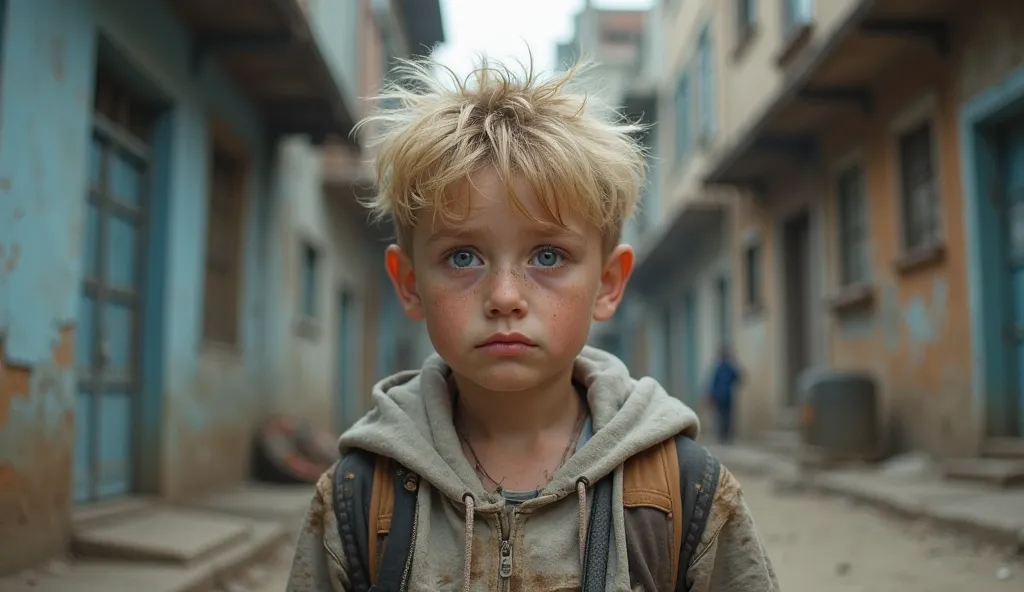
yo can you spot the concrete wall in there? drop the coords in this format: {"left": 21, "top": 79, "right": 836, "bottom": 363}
{"left": 731, "top": 171, "right": 830, "bottom": 437}
{"left": 815, "top": 44, "right": 970, "bottom": 456}
{"left": 269, "top": 137, "right": 381, "bottom": 435}
{"left": 728, "top": 0, "right": 1024, "bottom": 455}
{"left": 0, "top": 0, "right": 272, "bottom": 571}
{"left": 716, "top": 0, "right": 865, "bottom": 144}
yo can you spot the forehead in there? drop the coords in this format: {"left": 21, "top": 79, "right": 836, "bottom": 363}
{"left": 416, "top": 168, "right": 593, "bottom": 243}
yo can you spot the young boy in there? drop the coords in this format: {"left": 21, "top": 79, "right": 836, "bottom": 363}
{"left": 287, "top": 56, "right": 779, "bottom": 592}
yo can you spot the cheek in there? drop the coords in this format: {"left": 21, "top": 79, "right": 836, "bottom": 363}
{"left": 421, "top": 281, "right": 475, "bottom": 349}
{"left": 538, "top": 279, "right": 597, "bottom": 352}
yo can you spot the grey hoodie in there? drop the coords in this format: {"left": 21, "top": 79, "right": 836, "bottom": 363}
{"left": 287, "top": 347, "right": 780, "bottom": 591}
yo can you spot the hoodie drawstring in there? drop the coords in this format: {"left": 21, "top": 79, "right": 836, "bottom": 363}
{"left": 462, "top": 494, "right": 475, "bottom": 592}
{"left": 460, "top": 481, "right": 589, "bottom": 591}
{"left": 576, "top": 478, "right": 589, "bottom": 565}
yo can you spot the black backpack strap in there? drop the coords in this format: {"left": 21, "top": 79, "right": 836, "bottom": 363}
{"left": 581, "top": 476, "right": 614, "bottom": 592}
{"left": 372, "top": 465, "right": 419, "bottom": 591}
{"left": 333, "top": 450, "right": 420, "bottom": 592}
{"left": 334, "top": 450, "right": 376, "bottom": 592}
{"left": 675, "top": 435, "right": 721, "bottom": 591}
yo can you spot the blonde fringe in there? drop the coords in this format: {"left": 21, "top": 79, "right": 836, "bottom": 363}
{"left": 351, "top": 51, "right": 650, "bottom": 246}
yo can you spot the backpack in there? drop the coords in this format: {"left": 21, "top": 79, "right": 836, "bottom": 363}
{"left": 332, "top": 433, "right": 720, "bottom": 592}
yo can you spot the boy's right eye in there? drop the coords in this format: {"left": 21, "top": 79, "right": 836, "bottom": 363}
{"left": 447, "top": 249, "right": 482, "bottom": 268}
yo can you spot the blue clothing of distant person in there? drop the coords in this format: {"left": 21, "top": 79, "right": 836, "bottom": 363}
{"left": 706, "top": 345, "right": 742, "bottom": 443}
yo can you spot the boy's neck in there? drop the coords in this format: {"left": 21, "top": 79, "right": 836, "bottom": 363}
{"left": 451, "top": 369, "right": 584, "bottom": 442}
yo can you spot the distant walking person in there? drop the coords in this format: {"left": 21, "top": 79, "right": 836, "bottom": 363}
{"left": 706, "top": 344, "right": 743, "bottom": 444}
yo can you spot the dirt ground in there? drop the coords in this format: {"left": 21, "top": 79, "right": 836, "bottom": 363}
{"left": 248, "top": 471, "right": 1022, "bottom": 591}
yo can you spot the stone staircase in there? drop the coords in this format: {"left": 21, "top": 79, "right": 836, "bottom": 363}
{"left": 943, "top": 437, "right": 1024, "bottom": 488}
{"left": 0, "top": 484, "right": 312, "bottom": 592}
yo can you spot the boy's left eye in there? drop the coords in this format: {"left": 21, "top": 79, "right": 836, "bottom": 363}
{"left": 530, "top": 248, "right": 564, "bottom": 268}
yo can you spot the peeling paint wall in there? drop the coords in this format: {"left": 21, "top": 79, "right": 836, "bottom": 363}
{"left": 818, "top": 22, "right": 976, "bottom": 458}
{"left": 0, "top": 0, "right": 274, "bottom": 567}
{"left": 0, "top": 330, "right": 75, "bottom": 574}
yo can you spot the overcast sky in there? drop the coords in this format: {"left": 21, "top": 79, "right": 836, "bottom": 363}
{"left": 432, "top": 0, "right": 654, "bottom": 77}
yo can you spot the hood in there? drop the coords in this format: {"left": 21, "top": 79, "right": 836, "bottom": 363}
{"left": 338, "top": 346, "right": 700, "bottom": 513}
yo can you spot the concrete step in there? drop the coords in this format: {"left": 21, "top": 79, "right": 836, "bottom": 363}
{"left": 0, "top": 521, "right": 288, "bottom": 592}
{"left": 188, "top": 482, "right": 313, "bottom": 529}
{"left": 73, "top": 496, "right": 160, "bottom": 530}
{"left": 942, "top": 457, "right": 1024, "bottom": 488}
{"left": 981, "top": 437, "right": 1024, "bottom": 459}
{"left": 72, "top": 508, "right": 253, "bottom": 565}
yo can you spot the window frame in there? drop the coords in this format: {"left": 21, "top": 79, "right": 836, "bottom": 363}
{"left": 889, "top": 92, "right": 944, "bottom": 257}
{"left": 834, "top": 160, "right": 870, "bottom": 288}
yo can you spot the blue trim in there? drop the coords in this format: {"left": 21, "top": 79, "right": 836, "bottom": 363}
{"left": 959, "top": 64, "right": 1024, "bottom": 436}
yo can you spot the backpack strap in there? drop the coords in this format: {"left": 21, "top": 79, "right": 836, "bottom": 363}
{"left": 674, "top": 435, "right": 721, "bottom": 589}
{"left": 620, "top": 434, "right": 721, "bottom": 591}
{"left": 333, "top": 450, "right": 419, "bottom": 592}
{"left": 580, "top": 475, "right": 614, "bottom": 592}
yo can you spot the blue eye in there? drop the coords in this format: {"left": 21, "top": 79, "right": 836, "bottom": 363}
{"left": 531, "top": 248, "right": 564, "bottom": 268}
{"left": 448, "top": 250, "right": 481, "bottom": 268}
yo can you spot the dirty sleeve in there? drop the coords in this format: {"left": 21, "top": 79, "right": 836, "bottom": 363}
{"left": 685, "top": 466, "right": 781, "bottom": 592}
{"left": 286, "top": 467, "right": 351, "bottom": 592}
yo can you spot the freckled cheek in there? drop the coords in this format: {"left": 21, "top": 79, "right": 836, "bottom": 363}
{"left": 539, "top": 282, "right": 595, "bottom": 353}
{"left": 421, "top": 280, "right": 477, "bottom": 348}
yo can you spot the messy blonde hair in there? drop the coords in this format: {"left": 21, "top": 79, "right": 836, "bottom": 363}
{"left": 355, "top": 54, "right": 649, "bottom": 248}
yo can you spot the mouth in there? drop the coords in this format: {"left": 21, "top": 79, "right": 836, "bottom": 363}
{"left": 476, "top": 332, "right": 538, "bottom": 355}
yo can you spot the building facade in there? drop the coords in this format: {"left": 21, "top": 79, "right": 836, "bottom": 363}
{"left": 0, "top": 0, "right": 442, "bottom": 574}
{"left": 265, "top": 0, "right": 443, "bottom": 438}
{"left": 628, "top": 0, "right": 736, "bottom": 419}
{"left": 636, "top": 0, "right": 1024, "bottom": 459}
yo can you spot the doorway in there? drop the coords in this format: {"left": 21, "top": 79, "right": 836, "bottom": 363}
{"left": 74, "top": 68, "right": 156, "bottom": 503}
{"left": 993, "top": 117, "right": 1024, "bottom": 437}
{"left": 782, "top": 209, "right": 812, "bottom": 408}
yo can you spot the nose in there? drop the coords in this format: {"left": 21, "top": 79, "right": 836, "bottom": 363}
{"left": 484, "top": 268, "right": 527, "bottom": 318}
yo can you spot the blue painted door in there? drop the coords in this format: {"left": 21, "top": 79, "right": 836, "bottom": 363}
{"left": 1001, "top": 120, "right": 1024, "bottom": 436}
{"left": 683, "top": 291, "right": 700, "bottom": 406}
{"left": 74, "top": 113, "right": 148, "bottom": 503}
{"left": 335, "top": 290, "right": 356, "bottom": 432}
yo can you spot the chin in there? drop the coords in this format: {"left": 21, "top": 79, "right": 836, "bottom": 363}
{"left": 455, "top": 362, "right": 555, "bottom": 393}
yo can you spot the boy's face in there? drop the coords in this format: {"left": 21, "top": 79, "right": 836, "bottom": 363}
{"left": 385, "top": 167, "right": 634, "bottom": 392}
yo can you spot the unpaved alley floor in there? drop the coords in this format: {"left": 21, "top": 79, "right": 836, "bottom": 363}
{"left": 249, "top": 470, "right": 1022, "bottom": 591}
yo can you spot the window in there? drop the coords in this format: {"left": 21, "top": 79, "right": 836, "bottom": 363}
{"left": 782, "top": 0, "right": 813, "bottom": 33}
{"left": 674, "top": 72, "right": 692, "bottom": 162}
{"left": 697, "top": 27, "right": 715, "bottom": 141}
{"left": 744, "top": 242, "right": 763, "bottom": 309}
{"left": 300, "top": 241, "right": 320, "bottom": 319}
{"left": 897, "top": 121, "right": 941, "bottom": 251}
{"left": 836, "top": 164, "right": 870, "bottom": 286}
{"left": 202, "top": 141, "right": 246, "bottom": 346}
{"left": 736, "top": 0, "right": 757, "bottom": 36}
{"left": 602, "top": 29, "right": 640, "bottom": 45}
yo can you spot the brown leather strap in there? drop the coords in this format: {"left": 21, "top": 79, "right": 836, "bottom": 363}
{"left": 367, "top": 454, "right": 395, "bottom": 583}
{"left": 622, "top": 438, "right": 683, "bottom": 588}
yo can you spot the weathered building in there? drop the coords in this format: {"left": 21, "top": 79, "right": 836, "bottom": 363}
{"left": 0, "top": 0, "right": 442, "bottom": 575}
{"left": 265, "top": 0, "right": 443, "bottom": 437}
{"left": 636, "top": 0, "right": 1024, "bottom": 463}
{"left": 629, "top": 0, "right": 736, "bottom": 416}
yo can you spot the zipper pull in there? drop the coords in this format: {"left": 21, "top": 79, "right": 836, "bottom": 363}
{"left": 499, "top": 539, "right": 513, "bottom": 578}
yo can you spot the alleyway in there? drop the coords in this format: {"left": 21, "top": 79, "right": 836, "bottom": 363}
{"left": 240, "top": 470, "right": 1021, "bottom": 591}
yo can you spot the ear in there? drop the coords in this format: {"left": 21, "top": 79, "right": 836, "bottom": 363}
{"left": 593, "top": 244, "right": 634, "bottom": 322}
{"left": 385, "top": 244, "right": 424, "bottom": 321}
